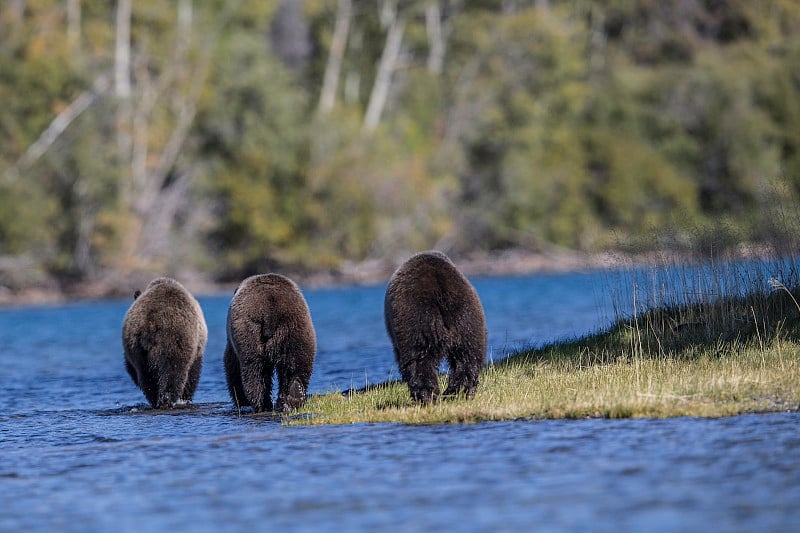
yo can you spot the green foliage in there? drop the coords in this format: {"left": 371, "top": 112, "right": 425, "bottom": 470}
{"left": 0, "top": 181, "right": 56, "bottom": 255}
{"left": 0, "top": 2, "right": 88, "bottom": 261}
{"left": 197, "top": 29, "right": 311, "bottom": 277}
{"left": 3, "top": 1, "right": 800, "bottom": 286}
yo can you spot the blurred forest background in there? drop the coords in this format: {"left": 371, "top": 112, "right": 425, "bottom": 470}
{"left": 1, "top": 0, "right": 800, "bottom": 295}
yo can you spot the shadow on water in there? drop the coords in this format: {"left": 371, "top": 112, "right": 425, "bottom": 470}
{"left": 99, "top": 401, "right": 232, "bottom": 416}
{"left": 97, "top": 402, "right": 316, "bottom": 423}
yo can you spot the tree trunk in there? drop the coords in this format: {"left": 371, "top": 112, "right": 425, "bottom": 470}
{"left": 425, "top": 1, "right": 444, "bottom": 74}
{"left": 114, "top": 0, "right": 132, "bottom": 99}
{"left": 363, "top": 13, "right": 405, "bottom": 131}
{"left": 66, "top": 0, "right": 81, "bottom": 54}
{"left": 115, "top": 0, "right": 133, "bottom": 213}
{"left": 378, "top": 0, "right": 396, "bottom": 29}
{"left": 319, "top": 0, "right": 352, "bottom": 114}
{"left": 175, "top": 0, "right": 192, "bottom": 65}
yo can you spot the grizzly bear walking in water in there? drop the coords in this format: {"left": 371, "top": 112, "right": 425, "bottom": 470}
{"left": 122, "top": 277, "right": 207, "bottom": 409}
{"left": 384, "top": 251, "right": 487, "bottom": 403}
{"left": 224, "top": 274, "right": 316, "bottom": 413}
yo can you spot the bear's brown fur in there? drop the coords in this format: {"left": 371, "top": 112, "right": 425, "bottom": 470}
{"left": 384, "top": 251, "right": 487, "bottom": 402}
{"left": 122, "top": 277, "right": 207, "bottom": 409}
{"left": 224, "top": 274, "right": 316, "bottom": 412}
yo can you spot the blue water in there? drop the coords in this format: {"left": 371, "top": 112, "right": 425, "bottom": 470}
{"left": 1, "top": 271, "right": 798, "bottom": 532}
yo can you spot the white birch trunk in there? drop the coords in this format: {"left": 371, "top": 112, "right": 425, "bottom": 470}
{"left": 114, "top": 0, "right": 132, "bottom": 99}
{"left": 66, "top": 0, "right": 81, "bottom": 53}
{"left": 115, "top": 0, "right": 133, "bottom": 211}
{"left": 378, "top": 0, "right": 396, "bottom": 29}
{"left": 319, "top": 0, "right": 352, "bottom": 114}
{"left": 363, "top": 13, "right": 405, "bottom": 131}
{"left": 425, "top": 1, "right": 444, "bottom": 74}
{"left": 175, "top": 0, "right": 192, "bottom": 66}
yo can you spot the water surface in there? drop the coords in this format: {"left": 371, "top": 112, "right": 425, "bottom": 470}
{"left": 1, "top": 271, "right": 798, "bottom": 531}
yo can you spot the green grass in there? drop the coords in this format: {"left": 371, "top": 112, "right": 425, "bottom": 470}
{"left": 291, "top": 254, "right": 800, "bottom": 426}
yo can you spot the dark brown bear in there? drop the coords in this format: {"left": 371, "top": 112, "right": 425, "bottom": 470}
{"left": 384, "top": 251, "right": 487, "bottom": 403}
{"left": 122, "top": 277, "right": 207, "bottom": 409}
{"left": 224, "top": 274, "right": 317, "bottom": 413}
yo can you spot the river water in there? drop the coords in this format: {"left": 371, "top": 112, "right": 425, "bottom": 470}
{"left": 1, "top": 271, "right": 798, "bottom": 531}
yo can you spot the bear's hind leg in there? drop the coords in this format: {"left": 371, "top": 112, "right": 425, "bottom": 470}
{"left": 224, "top": 342, "right": 249, "bottom": 409}
{"left": 125, "top": 357, "right": 139, "bottom": 387}
{"left": 276, "top": 362, "right": 310, "bottom": 412}
{"left": 240, "top": 357, "right": 274, "bottom": 413}
{"left": 139, "top": 361, "right": 161, "bottom": 408}
{"left": 403, "top": 353, "right": 440, "bottom": 403}
{"left": 443, "top": 348, "right": 480, "bottom": 398}
{"left": 181, "top": 354, "right": 203, "bottom": 402}
{"left": 153, "top": 349, "right": 189, "bottom": 409}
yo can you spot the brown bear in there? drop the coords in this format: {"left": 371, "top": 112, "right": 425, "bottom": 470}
{"left": 224, "top": 274, "right": 316, "bottom": 413}
{"left": 122, "top": 277, "right": 207, "bottom": 409}
{"left": 384, "top": 251, "right": 487, "bottom": 403}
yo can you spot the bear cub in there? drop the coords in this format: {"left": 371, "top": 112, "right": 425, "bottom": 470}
{"left": 224, "top": 274, "right": 316, "bottom": 412}
{"left": 122, "top": 277, "right": 207, "bottom": 409}
{"left": 384, "top": 251, "right": 487, "bottom": 403}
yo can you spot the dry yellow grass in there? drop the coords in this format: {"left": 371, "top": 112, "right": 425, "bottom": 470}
{"left": 293, "top": 339, "right": 800, "bottom": 425}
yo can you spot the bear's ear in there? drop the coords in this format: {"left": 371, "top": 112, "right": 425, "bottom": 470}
{"left": 133, "top": 290, "right": 142, "bottom": 300}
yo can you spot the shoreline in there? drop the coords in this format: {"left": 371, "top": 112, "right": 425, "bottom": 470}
{"left": 0, "top": 249, "right": 625, "bottom": 308}
{"left": 0, "top": 243, "right": 779, "bottom": 308}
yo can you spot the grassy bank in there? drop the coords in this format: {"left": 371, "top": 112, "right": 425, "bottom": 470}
{"left": 293, "top": 338, "right": 799, "bottom": 426}
{"left": 293, "top": 255, "right": 800, "bottom": 426}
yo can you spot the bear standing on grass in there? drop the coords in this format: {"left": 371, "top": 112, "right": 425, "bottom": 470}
{"left": 224, "top": 274, "right": 316, "bottom": 413}
{"left": 384, "top": 251, "right": 487, "bottom": 403}
{"left": 122, "top": 277, "right": 207, "bottom": 409}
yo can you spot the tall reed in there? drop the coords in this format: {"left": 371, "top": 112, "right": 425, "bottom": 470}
{"left": 599, "top": 196, "right": 800, "bottom": 361}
